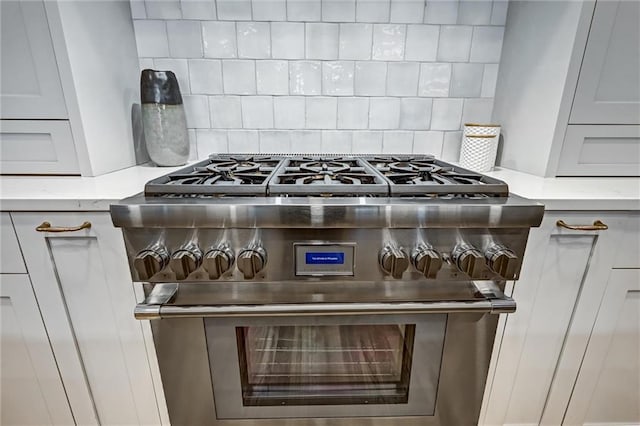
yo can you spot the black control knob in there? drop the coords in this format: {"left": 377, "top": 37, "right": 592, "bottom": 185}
{"left": 379, "top": 245, "right": 410, "bottom": 279}
{"left": 237, "top": 245, "right": 267, "bottom": 279}
{"left": 203, "top": 245, "right": 235, "bottom": 279}
{"left": 133, "top": 244, "right": 170, "bottom": 280}
{"left": 412, "top": 244, "right": 443, "bottom": 279}
{"left": 169, "top": 244, "right": 203, "bottom": 280}
{"left": 485, "top": 244, "right": 518, "bottom": 279}
{"left": 451, "top": 243, "right": 485, "bottom": 278}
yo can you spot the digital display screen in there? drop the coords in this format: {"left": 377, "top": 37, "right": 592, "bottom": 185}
{"left": 305, "top": 252, "right": 345, "bottom": 265}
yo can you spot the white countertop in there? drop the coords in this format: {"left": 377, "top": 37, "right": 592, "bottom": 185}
{"left": 0, "top": 163, "right": 638, "bottom": 211}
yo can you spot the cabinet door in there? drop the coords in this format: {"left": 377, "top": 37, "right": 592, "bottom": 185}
{"left": 0, "top": 0, "right": 67, "bottom": 119}
{"left": 562, "top": 269, "right": 640, "bottom": 425}
{"left": 11, "top": 213, "right": 161, "bottom": 426}
{"left": 1, "top": 274, "right": 74, "bottom": 425}
{"left": 481, "top": 212, "right": 628, "bottom": 426}
{"left": 570, "top": 0, "right": 640, "bottom": 124}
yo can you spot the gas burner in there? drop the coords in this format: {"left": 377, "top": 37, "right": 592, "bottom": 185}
{"left": 145, "top": 156, "right": 283, "bottom": 196}
{"left": 363, "top": 156, "right": 508, "bottom": 197}
{"left": 269, "top": 157, "right": 389, "bottom": 196}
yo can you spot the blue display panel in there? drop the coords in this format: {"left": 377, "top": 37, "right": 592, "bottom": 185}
{"left": 305, "top": 252, "right": 345, "bottom": 265}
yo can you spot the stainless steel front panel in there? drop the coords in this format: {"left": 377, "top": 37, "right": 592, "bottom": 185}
{"left": 151, "top": 311, "right": 498, "bottom": 426}
{"left": 121, "top": 227, "right": 532, "bottom": 283}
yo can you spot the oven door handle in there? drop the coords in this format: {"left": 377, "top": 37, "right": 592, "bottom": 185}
{"left": 134, "top": 282, "right": 515, "bottom": 320}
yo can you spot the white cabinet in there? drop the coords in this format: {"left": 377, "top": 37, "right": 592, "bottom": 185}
{"left": 569, "top": 1, "right": 640, "bottom": 125}
{"left": 494, "top": 0, "right": 640, "bottom": 177}
{"left": 0, "top": 0, "right": 67, "bottom": 119}
{"left": 1, "top": 274, "right": 74, "bottom": 425}
{"left": 481, "top": 212, "right": 640, "bottom": 426}
{"left": 0, "top": 0, "right": 141, "bottom": 176}
{"left": 11, "top": 212, "right": 162, "bottom": 426}
{"left": 0, "top": 213, "right": 26, "bottom": 273}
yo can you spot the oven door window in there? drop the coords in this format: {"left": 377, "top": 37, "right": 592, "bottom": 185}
{"left": 236, "top": 324, "right": 415, "bottom": 406}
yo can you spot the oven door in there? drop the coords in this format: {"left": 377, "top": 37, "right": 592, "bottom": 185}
{"left": 207, "top": 314, "right": 444, "bottom": 419}
{"left": 140, "top": 282, "right": 513, "bottom": 426}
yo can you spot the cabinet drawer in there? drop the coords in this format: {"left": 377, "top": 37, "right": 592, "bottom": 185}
{"left": 0, "top": 120, "right": 79, "bottom": 174}
{"left": 1, "top": 213, "right": 26, "bottom": 273}
{"left": 557, "top": 125, "right": 640, "bottom": 176}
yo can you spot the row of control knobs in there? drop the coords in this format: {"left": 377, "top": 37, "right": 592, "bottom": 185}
{"left": 133, "top": 243, "right": 266, "bottom": 280}
{"left": 134, "top": 241, "right": 517, "bottom": 281}
{"left": 379, "top": 243, "right": 518, "bottom": 279}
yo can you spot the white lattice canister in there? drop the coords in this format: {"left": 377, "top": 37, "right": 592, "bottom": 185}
{"left": 459, "top": 124, "right": 501, "bottom": 172}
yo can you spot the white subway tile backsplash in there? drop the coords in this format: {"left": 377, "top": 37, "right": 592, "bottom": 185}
{"left": 405, "top": 25, "right": 439, "bottom": 61}
{"left": 189, "top": 59, "right": 223, "bottom": 94}
{"left": 387, "top": 62, "right": 419, "bottom": 96}
{"left": 154, "top": 59, "right": 191, "bottom": 93}
{"left": 470, "top": 26, "right": 504, "bottom": 63}
{"left": 400, "top": 97, "right": 432, "bottom": 129}
{"left": 237, "top": 23, "right": 271, "bottom": 59}
{"left": 287, "top": 0, "right": 321, "bottom": 21}
{"left": 461, "top": 98, "right": 493, "bottom": 124}
{"left": 481, "top": 63, "right": 499, "bottom": 98}
{"left": 290, "top": 61, "right": 322, "bottom": 95}
{"left": 134, "top": 20, "right": 169, "bottom": 57}
{"left": 418, "top": 63, "right": 451, "bottom": 97}
{"left": 196, "top": 129, "right": 228, "bottom": 154}
{"left": 354, "top": 61, "right": 387, "bottom": 96}
{"left": 441, "top": 130, "right": 462, "bottom": 161}
{"left": 356, "top": 0, "right": 390, "bottom": 22}
{"left": 450, "top": 63, "right": 483, "bottom": 97}
{"left": 167, "top": 20, "right": 203, "bottom": 58}
{"left": 339, "top": 24, "right": 373, "bottom": 60}
{"left": 228, "top": 130, "right": 260, "bottom": 152}
{"left": 130, "top": 1, "right": 147, "bottom": 19}
{"left": 352, "top": 131, "right": 383, "bottom": 153}
{"left": 252, "top": 0, "right": 287, "bottom": 21}
{"left": 390, "top": 0, "right": 425, "bottom": 23}
{"left": 274, "top": 96, "right": 305, "bottom": 128}
{"left": 424, "top": 0, "right": 458, "bottom": 24}
{"left": 369, "top": 98, "right": 400, "bottom": 129}
{"left": 337, "top": 97, "right": 369, "bottom": 129}
{"left": 290, "top": 130, "right": 322, "bottom": 152}
{"left": 306, "top": 23, "right": 339, "bottom": 60}
{"left": 180, "top": 0, "right": 216, "bottom": 19}
{"left": 145, "top": 0, "right": 181, "bottom": 19}
{"left": 323, "top": 0, "right": 356, "bottom": 22}
{"left": 202, "top": 22, "right": 237, "bottom": 58}
{"left": 322, "top": 130, "right": 352, "bottom": 152}
{"left": 413, "top": 130, "right": 444, "bottom": 155}
{"left": 188, "top": 129, "right": 198, "bottom": 160}
{"left": 372, "top": 24, "right": 405, "bottom": 60}
{"left": 259, "top": 130, "right": 291, "bottom": 152}
{"left": 241, "top": 96, "right": 274, "bottom": 128}
{"left": 183, "top": 95, "right": 210, "bottom": 128}
{"left": 257, "top": 61, "right": 289, "bottom": 95}
{"left": 437, "top": 25, "right": 472, "bottom": 62}
{"left": 271, "top": 23, "right": 305, "bottom": 59}
{"left": 222, "top": 60, "right": 256, "bottom": 94}
{"left": 491, "top": 0, "right": 509, "bottom": 26}
{"left": 457, "top": 1, "right": 492, "bottom": 25}
{"left": 216, "top": 0, "right": 252, "bottom": 20}
{"left": 210, "top": 96, "right": 242, "bottom": 128}
{"left": 383, "top": 131, "right": 413, "bottom": 153}
{"left": 431, "top": 98, "right": 463, "bottom": 130}
{"left": 306, "top": 97, "right": 338, "bottom": 128}
{"left": 323, "top": 61, "right": 355, "bottom": 96}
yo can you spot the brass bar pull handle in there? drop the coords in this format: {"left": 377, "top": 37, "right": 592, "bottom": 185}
{"left": 556, "top": 219, "right": 608, "bottom": 231}
{"left": 36, "top": 221, "right": 92, "bottom": 233}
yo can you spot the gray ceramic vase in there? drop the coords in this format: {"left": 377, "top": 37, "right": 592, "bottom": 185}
{"left": 140, "top": 69, "right": 189, "bottom": 166}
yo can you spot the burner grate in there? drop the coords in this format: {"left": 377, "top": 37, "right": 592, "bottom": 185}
{"left": 145, "top": 156, "right": 282, "bottom": 196}
{"left": 269, "top": 157, "right": 389, "bottom": 196}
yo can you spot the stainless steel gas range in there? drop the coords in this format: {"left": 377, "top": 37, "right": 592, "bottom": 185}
{"left": 110, "top": 154, "right": 544, "bottom": 426}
